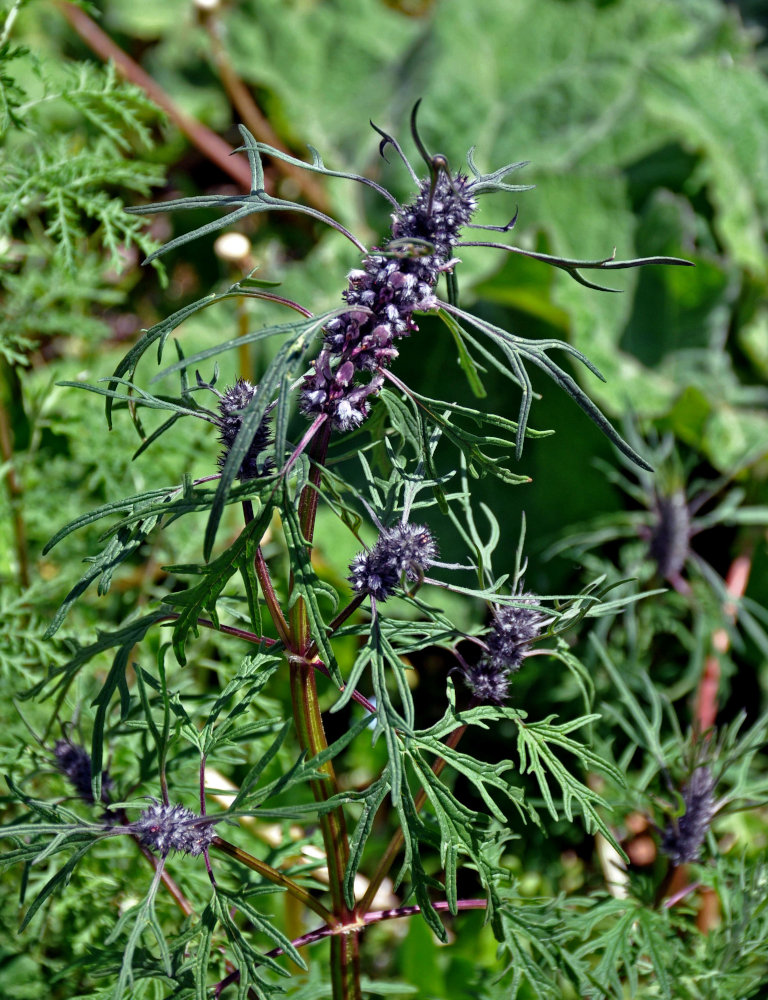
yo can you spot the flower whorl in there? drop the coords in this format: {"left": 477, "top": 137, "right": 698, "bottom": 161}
{"left": 131, "top": 801, "right": 216, "bottom": 858}
{"left": 300, "top": 171, "right": 477, "bottom": 432}
{"left": 463, "top": 595, "right": 545, "bottom": 704}
{"left": 348, "top": 523, "right": 438, "bottom": 602}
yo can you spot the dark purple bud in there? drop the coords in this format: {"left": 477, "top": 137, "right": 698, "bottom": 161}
{"left": 131, "top": 801, "right": 217, "bottom": 857}
{"left": 336, "top": 360, "right": 356, "bottom": 386}
{"left": 216, "top": 379, "right": 273, "bottom": 480}
{"left": 54, "top": 739, "right": 113, "bottom": 806}
{"left": 648, "top": 489, "right": 691, "bottom": 580}
{"left": 660, "top": 767, "right": 716, "bottom": 866}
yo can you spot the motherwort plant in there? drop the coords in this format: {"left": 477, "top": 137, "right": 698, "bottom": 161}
{"left": 7, "top": 106, "right": 741, "bottom": 1000}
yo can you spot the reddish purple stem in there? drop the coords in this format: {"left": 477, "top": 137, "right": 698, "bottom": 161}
{"left": 213, "top": 899, "right": 487, "bottom": 995}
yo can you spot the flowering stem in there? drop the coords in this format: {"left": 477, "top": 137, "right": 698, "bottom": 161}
{"left": 211, "top": 836, "right": 335, "bottom": 925}
{"left": 359, "top": 723, "right": 467, "bottom": 914}
{"left": 286, "top": 416, "right": 359, "bottom": 997}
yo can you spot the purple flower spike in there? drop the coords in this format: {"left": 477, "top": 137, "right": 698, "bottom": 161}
{"left": 54, "top": 739, "right": 113, "bottom": 806}
{"left": 660, "top": 767, "right": 716, "bottom": 866}
{"left": 299, "top": 167, "right": 478, "bottom": 432}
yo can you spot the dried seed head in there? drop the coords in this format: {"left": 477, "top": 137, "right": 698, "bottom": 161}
{"left": 216, "top": 379, "right": 273, "bottom": 480}
{"left": 660, "top": 766, "right": 716, "bottom": 866}
{"left": 348, "top": 523, "right": 438, "bottom": 602}
{"left": 53, "top": 739, "right": 113, "bottom": 806}
{"left": 131, "top": 801, "right": 216, "bottom": 857}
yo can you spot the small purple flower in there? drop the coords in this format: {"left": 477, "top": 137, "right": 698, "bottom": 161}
{"left": 463, "top": 594, "right": 545, "bottom": 704}
{"left": 131, "top": 801, "right": 216, "bottom": 857}
{"left": 349, "top": 523, "right": 438, "bottom": 602}
{"left": 660, "top": 767, "right": 716, "bottom": 866}
{"left": 54, "top": 739, "right": 113, "bottom": 806}
{"left": 216, "top": 379, "right": 273, "bottom": 480}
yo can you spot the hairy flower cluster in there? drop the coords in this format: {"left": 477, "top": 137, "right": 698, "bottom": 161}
{"left": 660, "top": 766, "right": 716, "bottom": 866}
{"left": 216, "top": 379, "right": 273, "bottom": 480}
{"left": 54, "top": 739, "right": 113, "bottom": 806}
{"left": 348, "top": 523, "right": 438, "bottom": 601}
{"left": 300, "top": 171, "right": 477, "bottom": 431}
{"left": 463, "top": 596, "right": 545, "bottom": 704}
{"left": 131, "top": 801, "right": 216, "bottom": 857}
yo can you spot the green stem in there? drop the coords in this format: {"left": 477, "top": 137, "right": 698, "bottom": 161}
{"left": 289, "top": 658, "right": 360, "bottom": 999}
{"left": 212, "top": 836, "right": 335, "bottom": 925}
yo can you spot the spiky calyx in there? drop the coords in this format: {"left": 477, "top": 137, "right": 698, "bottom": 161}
{"left": 131, "top": 801, "right": 216, "bottom": 857}
{"left": 216, "top": 379, "right": 273, "bottom": 480}
{"left": 461, "top": 659, "right": 511, "bottom": 705}
{"left": 484, "top": 599, "right": 545, "bottom": 672}
{"left": 348, "top": 523, "right": 438, "bottom": 602}
{"left": 660, "top": 767, "right": 716, "bottom": 866}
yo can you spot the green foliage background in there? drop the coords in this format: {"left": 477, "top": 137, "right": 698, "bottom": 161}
{"left": 1, "top": 0, "right": 768, "bottom": 997}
